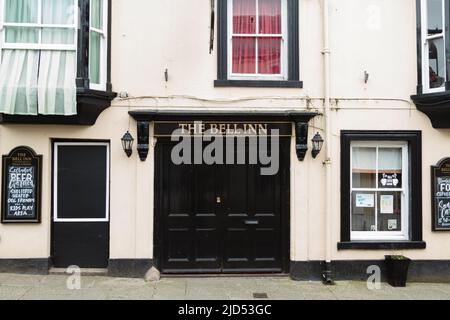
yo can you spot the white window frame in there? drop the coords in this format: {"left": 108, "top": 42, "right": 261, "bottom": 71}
{"left": 89, "top": 0, "right": 108, "bottom": 91}
{"left": 350, "top": 141, "right": 410, "bottom": 241}
{"left": 0, "top": 0, "right": 78, "bottom": 52}
{"left": 53, "top": 142, "right": 110, "bottom": 223}
{"left": 227, "top": 0, "right": 288, "bottom": 81}
{"left": 421, "top": 0, "right": 446, "bottom": 94}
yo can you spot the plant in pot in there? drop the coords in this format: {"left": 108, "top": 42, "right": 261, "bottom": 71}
{"left": 385, "top": 255, "right": 411, "bottom": 287}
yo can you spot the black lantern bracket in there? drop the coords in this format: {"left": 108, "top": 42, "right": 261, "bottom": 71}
{"left": 137, "top": 121, "right": 150, "bottom": 161}
{"left": 295, "top": 121, "right": 309, "bottom": 161}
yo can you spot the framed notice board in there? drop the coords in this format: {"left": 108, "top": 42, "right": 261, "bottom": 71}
{"left": 1, "top": 146, "right": 42, "bottom": 224}
{"left": 432, "top": 158, "right": 450, "bottom": 231}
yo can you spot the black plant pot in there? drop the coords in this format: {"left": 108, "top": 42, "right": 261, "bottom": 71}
{"left": 385, "top": 255, "right": 411, "bottom": 287}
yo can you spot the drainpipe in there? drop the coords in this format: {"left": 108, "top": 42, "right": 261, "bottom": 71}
{"left": 322, "top": 0, "right": 334, "bottom": 285}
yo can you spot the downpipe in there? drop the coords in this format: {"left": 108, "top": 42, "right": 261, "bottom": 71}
{"left": 322, "top": 0, "right": 335, "bottom": 285}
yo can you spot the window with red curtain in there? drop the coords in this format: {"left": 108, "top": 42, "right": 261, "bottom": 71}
{"left": 232, "top": 0, "right": 283, "bottom": 76}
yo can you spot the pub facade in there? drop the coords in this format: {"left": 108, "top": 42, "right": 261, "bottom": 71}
{"left": 0, "top": 0, "right": 450, "bottom": 282}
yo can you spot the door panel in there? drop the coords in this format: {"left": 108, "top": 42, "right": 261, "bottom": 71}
{"left": 52, "top": 143, "right": 110, "bottom": 269}
{"left": 156, "top": 138, "right": 289, "bottom": 273}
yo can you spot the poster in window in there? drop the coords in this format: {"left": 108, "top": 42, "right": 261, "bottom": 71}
{"left": 432, "top": 158, "right": 450, "bottom": 231}
{"left": 1, "top": 147, "right": 42, "bottom": 224}
{"left": 378, "top": 173, "right": 402, "bottom": 189}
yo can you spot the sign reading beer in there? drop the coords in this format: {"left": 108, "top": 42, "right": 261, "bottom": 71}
{"left": 432, "top": 158, "right": 450, "bottom": 231}
{"left": 1, "top": 147, "right": 42, "bottom": 223}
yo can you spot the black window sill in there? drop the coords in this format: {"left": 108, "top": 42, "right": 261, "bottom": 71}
{"left": 338, "top": 241, "right": 427, "bottom": 250}
{"left": 411, "top": 91, "right": 450, "bottom": 128}
{"left": 214, "top": 79, "right": 303, "bottom": 88}
{"left": 0, "top": 88, "right": 117, "bottom": 126}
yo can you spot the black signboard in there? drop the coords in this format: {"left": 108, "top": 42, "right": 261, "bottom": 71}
{"left": 154, "top": 122, "right": 292, "bottom": 137}
{"left": 1, "top": 146, "right": 42, "bottom": 223}
{"left": 432, "top": 158, "right": 450, "bottom": 231}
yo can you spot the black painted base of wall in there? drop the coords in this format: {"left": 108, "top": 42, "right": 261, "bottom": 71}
{"left": 0, "top": 259, "right": 50, "bottom": 275}
{"left": 291, "top": 260, "right": 450, "bottom": 283}
{"left": 108, "top": 259, "right": 153, "bottom": 278}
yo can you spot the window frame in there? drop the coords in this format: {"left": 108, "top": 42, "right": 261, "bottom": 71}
{"left": 215, "top": 0, "right": 302, "bottom": 88}
{"left": 0, "top": 0, "right": 78, "bottom": 52}
{"left": 89, "top": 0, "right": 108, "bottom": 91}
{"left": 339, "top": 131, "right": 424, "bottom": 249}
{"left": 350, "top": 141, "right": 410, "bottom": 241}
{"left": 420, "top": 0, "right": 447, "bottom": 94}
{"left": 0, "top": 0, "right": 111, "bottom": 93}
{"left": 227, "top": 0, "right": 288, "bottom": 81}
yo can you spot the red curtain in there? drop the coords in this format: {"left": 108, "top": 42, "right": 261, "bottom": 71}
{"left": 232, "top": 0, "right": 281, "bottom": 75}
{"left": 259, "top": 0, "right": 281, "bottom": 34}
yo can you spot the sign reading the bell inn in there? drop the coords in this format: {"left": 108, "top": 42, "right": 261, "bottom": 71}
{"left": 432, "top": 158, "right": 450, "bottom": 231}
{"left": 1, "top": 147, "right": 42, "bottom": 223}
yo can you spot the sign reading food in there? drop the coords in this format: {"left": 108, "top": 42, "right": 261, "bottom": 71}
{"left": 432, "top": 158, "right": 450, "bottom": 231}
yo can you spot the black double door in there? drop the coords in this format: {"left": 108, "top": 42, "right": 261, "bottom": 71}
{"left": 155, "top": 138, "right": 290, "bottom": 273}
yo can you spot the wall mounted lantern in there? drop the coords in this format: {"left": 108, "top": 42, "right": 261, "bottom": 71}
{"left": 121, "top": 131, "right": 134, "bottom": 158}
{"left": 311, "top": 132, "right": 324, "bottom": 159}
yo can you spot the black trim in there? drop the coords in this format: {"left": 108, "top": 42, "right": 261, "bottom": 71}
{"left": 108, "top": 259, "right": 154, "bottom": 278}
{"left": 215, "top": 0, "right": 301, "bottom": 87}
{"left": 337, "top": 241, "right": 427, "bottom": 250}
{"left": 0, "top": 258, "right": 50, "bottom": 275}
{"left": 340, "top": 131, "right": 423, "bottom": 245}
{"left": 291, "top": 260, "right": 450, "bottom": 283}
{"left": 416, "top": 0, "right": 423, "bottom": 94}
{"left": 0, "top": 90, "right": 117, "bottom": 125}
{"left": 129, "top": 109, "right": 318, "bottom": 122}
{"left": 214, "top": 80, "right": 303, "bottom": 88}
{"left": 411, "top": 91, "right": 450, "bottom": 128}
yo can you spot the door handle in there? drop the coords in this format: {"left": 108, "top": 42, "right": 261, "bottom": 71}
{"left": 245, "top": 219, "right": 259, "bottom": 225}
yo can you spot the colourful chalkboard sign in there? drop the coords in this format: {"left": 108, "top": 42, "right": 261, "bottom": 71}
{"left": 1, "top": 147, "right": 42, "bottom": 223}
{"left": 432, "top": 158, "right": 450, "bottom": 231}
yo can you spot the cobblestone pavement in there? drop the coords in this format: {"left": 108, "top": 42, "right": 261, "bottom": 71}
{"left": 1, "top": 273, "right": 450, "bottom": 300}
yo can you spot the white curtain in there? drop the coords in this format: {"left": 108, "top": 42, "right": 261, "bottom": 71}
{"left": 352, "top": 147, "right": 376, "bottom": 171}
{"left": 0, "top": 0, "right": 77, "bottom": 116}
{"left": 352, "top": 147, "right": 402, "bottom": 171}
{"left": 378, "top": 148, "right": 402, "bottom": 171}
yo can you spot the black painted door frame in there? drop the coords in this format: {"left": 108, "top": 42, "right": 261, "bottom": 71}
{"left": 51, "top": 141, "right": 111, "bottom": 268}
{"left": 154, "top": 137, "right": 291, "bottom": 274}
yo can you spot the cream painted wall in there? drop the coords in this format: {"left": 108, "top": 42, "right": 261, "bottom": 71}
{"left": 2, "top": 0, "right": 449, "bottom": 264}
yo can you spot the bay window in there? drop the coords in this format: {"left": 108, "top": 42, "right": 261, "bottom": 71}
{"left": 215, "top": 0, "right": 301, "bottom": 88}
{"left": 0, "top": 0, "right": 112, "bottom": 119}
{"left": 339, "top": 131, "right": 425, "bottom": 250}
{"left": 421, "top": 0, "right": 446, "bottom": 93}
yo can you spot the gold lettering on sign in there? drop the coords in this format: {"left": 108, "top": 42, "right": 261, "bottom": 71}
{"left": 177, "top": 123, "right": 271, "bottom": 136}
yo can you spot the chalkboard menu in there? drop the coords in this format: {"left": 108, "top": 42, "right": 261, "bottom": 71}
{"left": 432, "top": 158, "right": 450, "bottom": 231}
{"left": 1, "top": 147, "right": 42, "bottom": 223}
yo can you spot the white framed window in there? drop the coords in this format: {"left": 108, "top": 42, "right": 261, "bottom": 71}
{"left": 227, "top": 0, "right": 288, "bottom": 80}
{"left": 421, "top": 0, "right": 446, "bottom": 93}
{"left": 350, "top": 141, "right": 410, "bottom": 241}
{"left": 89, "top": 0, "right": 107, "bottom": 91}
{"left": 0, "top": 0, "right": 78, "bottom": 115}
{"left": 53, "top": 142, "right": 110, "bottom": 223}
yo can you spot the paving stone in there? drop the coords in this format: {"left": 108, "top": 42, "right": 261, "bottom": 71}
{"left": 0, "top": 274, "right": 450, "bottom": 300}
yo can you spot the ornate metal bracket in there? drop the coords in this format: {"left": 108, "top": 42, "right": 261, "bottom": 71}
{"left": 137, "top": 121, "right": 150, "bottom": 161}
{"left": 295, "top": 121, "right": 309, "bottom": 161}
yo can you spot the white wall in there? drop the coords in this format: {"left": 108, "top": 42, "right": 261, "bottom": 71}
{"left": 2, "top": 0, "right": 449, "bottom": 264}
